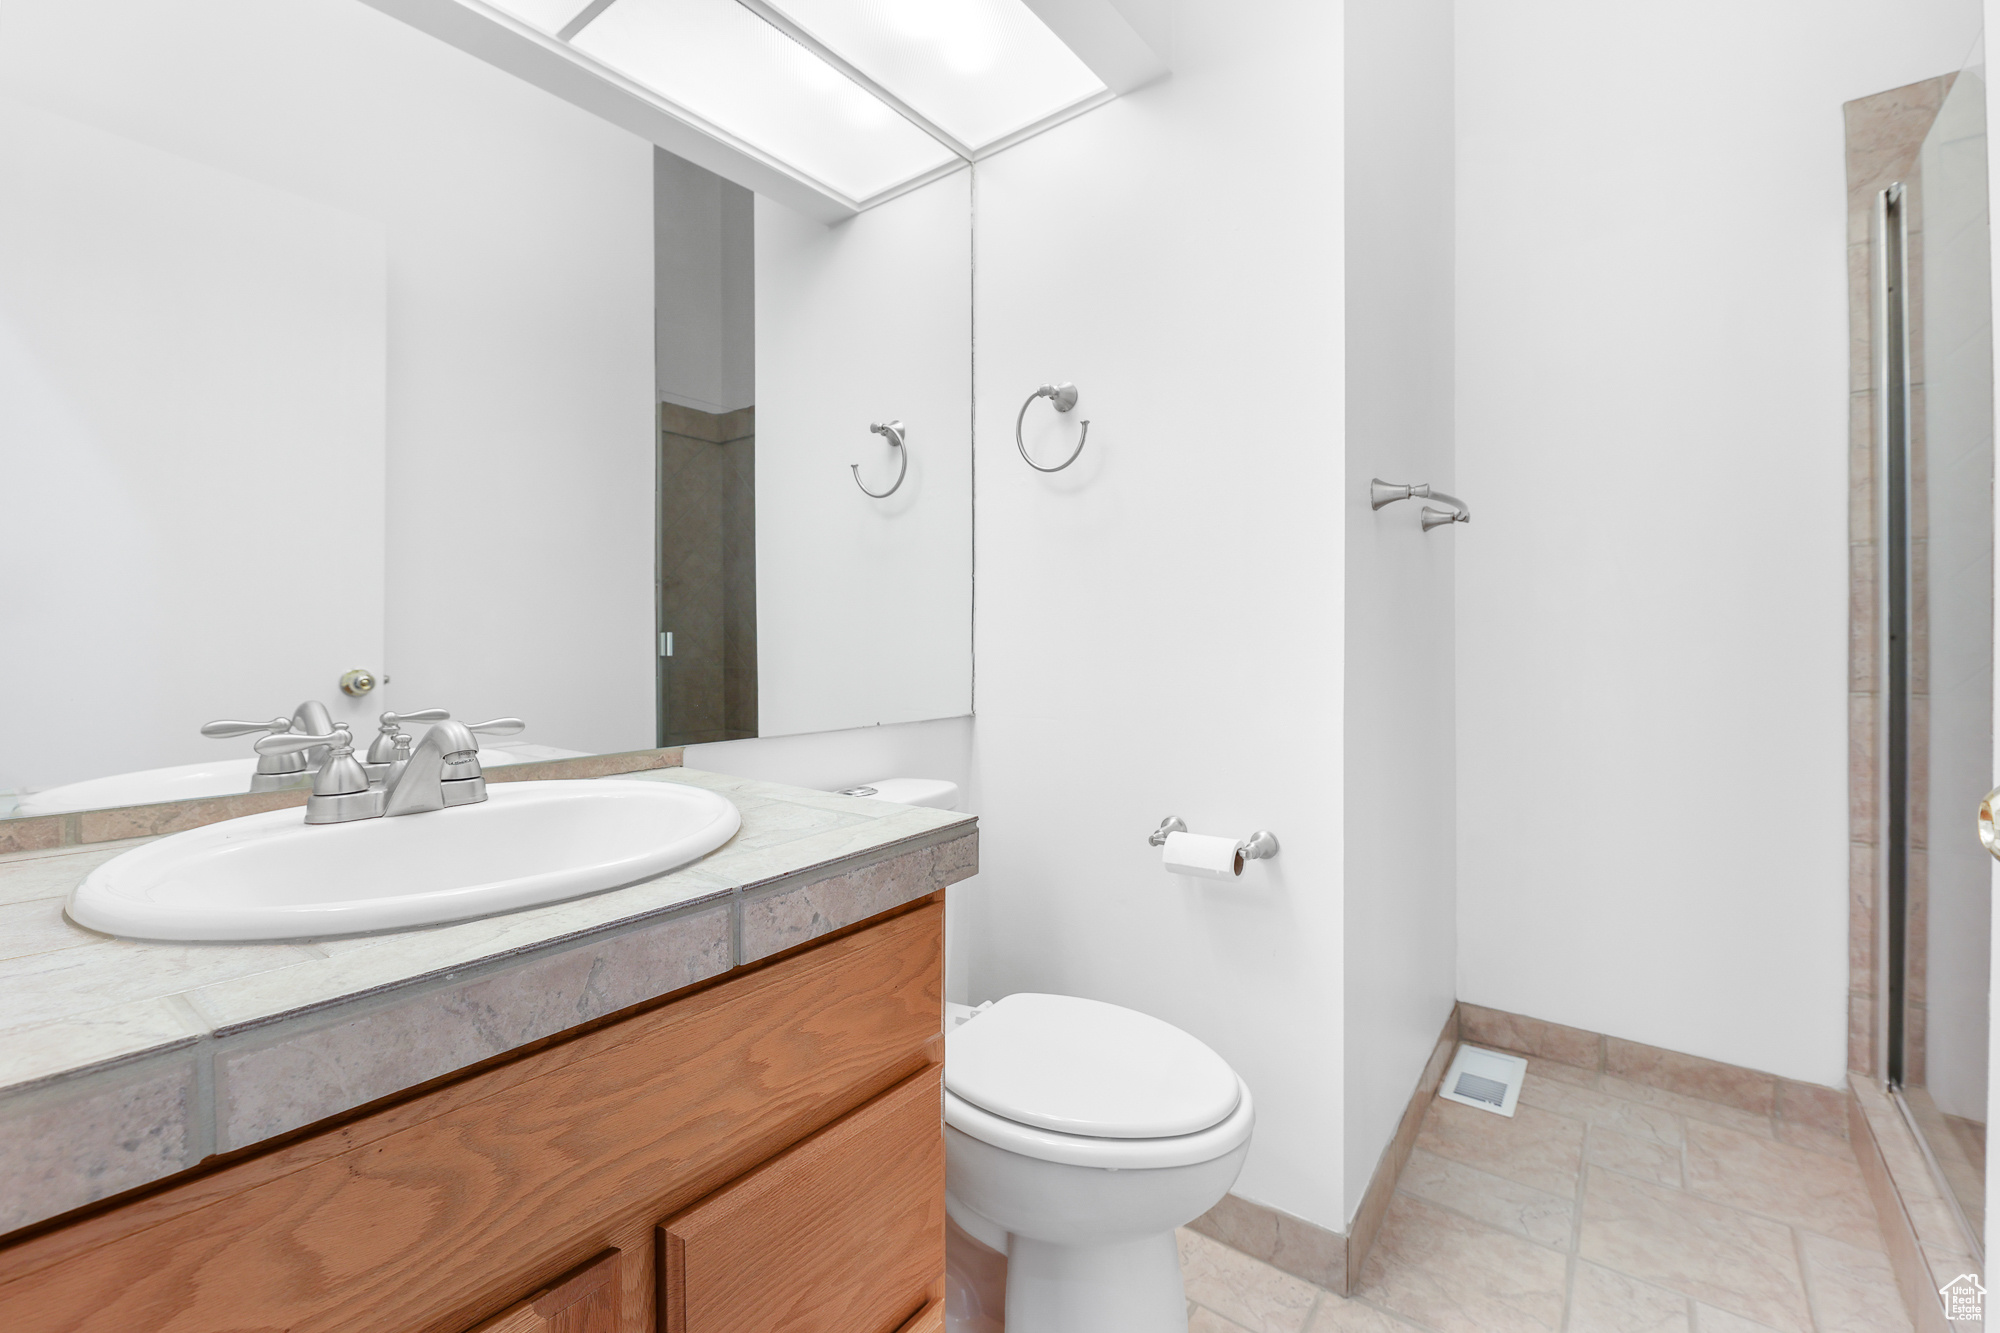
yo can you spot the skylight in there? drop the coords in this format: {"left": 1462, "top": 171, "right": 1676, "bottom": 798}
{"left": 475, "top": 0, "right": 1111, "bottom": 207}
{"left": 571, "top": 0, "right": 957, "bottom": 202}
{"left": 757, "top": 0, "right": 1106, "bottom": 151}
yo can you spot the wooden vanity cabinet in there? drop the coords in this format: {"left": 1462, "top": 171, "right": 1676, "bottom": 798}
{"left": 0, "top": 899, "right": 945, "bottom": 1333}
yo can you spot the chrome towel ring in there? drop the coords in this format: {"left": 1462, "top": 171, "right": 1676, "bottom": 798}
{"left": 1016, "top": 382, "right": 1089, "bottom": 472}
{"left": 852, "top": 420, "right": 907, "bottom": 498}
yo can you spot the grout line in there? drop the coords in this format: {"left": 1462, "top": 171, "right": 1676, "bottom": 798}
{"left": 1561, "top": 1127, "right": 1590, "bottom": 1332}
{"left": 1791, "top": 1226, "right": 1823, "bottom": 1332}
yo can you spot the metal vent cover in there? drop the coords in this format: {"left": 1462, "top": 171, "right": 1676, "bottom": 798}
{"left": 1437, "top": 1044, "right": 1528, "bottom": 1118}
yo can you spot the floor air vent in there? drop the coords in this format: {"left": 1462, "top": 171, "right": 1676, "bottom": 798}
{"left": 1437, "top": 1044, "right": 1528, "bottom": 1118}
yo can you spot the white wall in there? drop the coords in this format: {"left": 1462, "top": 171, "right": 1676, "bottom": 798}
{"left": 656, "top": 149, "right": 755, "bottom": 416}
{"left": 755, "top": 175, "right": 974, "bottom": 737}
{"left": 963, "top": 0, "right": 1349, "bottom": 1233}
{"left": 1342, "top": 0, "right": 1457, "bottom": 1219}
{"left": 0, "top": 101, "right": 386, "bottom": 795}
{"left": 1455, "top": 0, "right": 1983, "bottom": 1087}
{"left": 0, "top": 0, "right": 657, "bottom": 762}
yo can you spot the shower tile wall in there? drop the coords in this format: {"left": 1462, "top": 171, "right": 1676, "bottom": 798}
{"left": 658, "top": 402, "right": 757, "bottom": 746}
{"left": 1843, "top": 74, "right": 1952, "bottom": 1080}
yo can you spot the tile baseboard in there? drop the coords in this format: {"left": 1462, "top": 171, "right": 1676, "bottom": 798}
{"left": 1849, "top": 1074, "right": 1975, "bottom": 1333}
{"left": 1187, "top": 1006, "right": 1459, "bottom": 1295}
{"left": 1457, "top": 1001, "right": 1849, "bottom": 1136}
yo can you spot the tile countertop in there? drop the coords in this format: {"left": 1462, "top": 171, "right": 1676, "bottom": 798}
{"left": 0, "top": 767, "right": 977, "bottom": 1236}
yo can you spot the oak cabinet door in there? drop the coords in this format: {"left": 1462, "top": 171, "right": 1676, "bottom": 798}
{"left": 464, "top": 1252, "right": 621, "bottom": 1333}
{"left": 659, "top": 1066, "right": 945, "bottom": 1333}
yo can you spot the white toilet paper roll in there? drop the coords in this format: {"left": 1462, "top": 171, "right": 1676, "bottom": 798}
{"left": 1162, "top": 831, "right": 1243, "bottom": 879}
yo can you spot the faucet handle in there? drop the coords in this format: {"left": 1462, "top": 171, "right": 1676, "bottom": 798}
{"left": 367, "top": 709, "right": 451, "bottom": 765}
{"left": 465, "top": 718, "right": 525, "bottom": 738}
{"left": 379, "top": 709, "right": 450, "bottom": 729}
{"left": 201, "top": 716, "right": 293, "bottom": 739}
{"left": 256, "top": 725, "right": 354, "bottom": 757}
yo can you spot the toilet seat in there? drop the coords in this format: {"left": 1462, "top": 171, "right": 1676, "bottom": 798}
{"left": 943, "top": 993, "right": 1252, "bottom": 1169}
{"left": 944, "top": 1078, "right": 1255, "bottom": 1169}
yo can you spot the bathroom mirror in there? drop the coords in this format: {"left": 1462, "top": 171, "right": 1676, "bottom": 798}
{"left": 0, "top": 0, "right": 971, "bottom": 822}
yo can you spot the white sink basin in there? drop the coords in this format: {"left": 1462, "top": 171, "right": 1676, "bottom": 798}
{"left": 66, "top": 780, "right": 740, "bottom": 941}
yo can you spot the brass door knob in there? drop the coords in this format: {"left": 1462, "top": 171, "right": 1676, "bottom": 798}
{"left": 1980, "top": 786, "right": 2000, "bottom": 861}
{"left": 340, "top": 669, "right": 377, "bottom": 697}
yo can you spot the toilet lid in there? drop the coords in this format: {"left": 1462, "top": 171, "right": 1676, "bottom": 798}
{"left": 944, "top": 993, "right": 1241, "bottom": 1139}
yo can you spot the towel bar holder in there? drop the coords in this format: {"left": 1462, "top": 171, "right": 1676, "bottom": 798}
{"left": 1017, "top": 383, "right": 1090, "bottom": 472}
{"left": 1370, "top": 477, "right": 1469, "bottom": 531}
{"left": 852, "top": 420, "right": 907, "bottom": 498}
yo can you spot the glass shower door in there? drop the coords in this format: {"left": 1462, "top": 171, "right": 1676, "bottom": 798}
{"left": 1895, "top": 58, "right": 1993, "bottom": 1254}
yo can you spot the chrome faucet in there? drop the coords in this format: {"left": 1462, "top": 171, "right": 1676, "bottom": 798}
{"left": 201, "top": 701, "right": 337, "bottom": 792}
{"left": 257, "top": 712, "right": 526, "bottom": 824}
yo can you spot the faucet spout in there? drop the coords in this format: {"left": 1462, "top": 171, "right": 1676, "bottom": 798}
{"left": 382, "top": 719, "right": 486, "bottom": 817}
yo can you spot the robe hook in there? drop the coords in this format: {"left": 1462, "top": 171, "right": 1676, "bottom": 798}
{"left": 852, "top": 420, "right": 907, "bottom": 498}
{"left": 1017, "top": 382, "right": 1090, "bottom": 472}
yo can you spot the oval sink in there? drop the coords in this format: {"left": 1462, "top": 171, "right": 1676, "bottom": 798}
{"left": 66, "top": 779, "right": 740, "bottom": 941}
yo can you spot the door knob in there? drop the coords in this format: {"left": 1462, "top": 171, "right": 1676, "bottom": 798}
{"left": 1979, "top": 786, "right": 2000, "bottom": 861}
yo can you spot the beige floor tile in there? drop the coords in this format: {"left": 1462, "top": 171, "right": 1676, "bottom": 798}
{"left": 1192, "top": 1306, "right": 1255, "bottom": 1333}
{"left": 1798, "top": 1231, "right": 1915, "bottom": 1332}
{"left": 1305, "top": 1295, "right": 1428, "bottom": 1332}
{"left": 1414, "top": 1098, "right": 1585, "bottom": 1197}
{"left": 1177, "top": 1228, "right": 1321, "bottom": 1333}
{"left": 1773, "top": 1118, "right": 1852, "bottom": 1159}
{"left": 1524, "top": 1054, "right": 1599, "bottom": 1088}
{"left": 1681, "top": 1120, "right": 1884, "bottom": 1251}
{"left": 1596, "top": 1076, "right": 1777, "bottom": 1138}
{"left": 1693, "top": 1305, "right": 1787, "bottom": 1332}
{"left": 1353, "top": 1194, "right": 1568, "bottom": 1333}
{"left": 1396, "top": 1148, "right": 1574, "bottom": 1249}
{"left": 1587, "top": 1124, "right": 1683, "bottom": 1188}
{"left": 1519, "top": 1077, "right": 1683, "bottom": 1148}
{"left": 1577, "top": 1168, "right": 1813, "bottom": 1333}
{"left": 1567, "top": 1260, "right": 1691, "bottom": 1333}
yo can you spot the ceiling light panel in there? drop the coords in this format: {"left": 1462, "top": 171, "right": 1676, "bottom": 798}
{"left": 571, "top": 0, "right": 957, "bottom": 201}
{"left": 761, "top": 0, "right": 1105, "bottom": 150}
{"left": 481, "top": 0, "right": 597, "bottom": 35}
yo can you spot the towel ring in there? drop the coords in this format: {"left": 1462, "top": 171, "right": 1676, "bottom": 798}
{"left": 852, "top": 420, "right": 907, "bottom": 498}
{"left": 1016, "top": 383, "right": 1090, "bottom": 472}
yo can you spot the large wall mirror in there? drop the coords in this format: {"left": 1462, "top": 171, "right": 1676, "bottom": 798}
{"left": 0, "top": 0, "right": 972, "bottom": 822}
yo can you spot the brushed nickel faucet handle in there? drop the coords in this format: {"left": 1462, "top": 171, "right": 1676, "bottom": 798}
{"left": 367, "top": 709, "right": 451, "bottom": 765}
{"left": 200, "top": 716, "right": 293, "bottom": 739}
{"left": 255, "top": 725, "right": 353, "bottom": 758}
{"left": 464, "top": 718, "right": 525, "bottom": 738}
{"left": 381, "top": 708, "right": 451, "bottom": 728}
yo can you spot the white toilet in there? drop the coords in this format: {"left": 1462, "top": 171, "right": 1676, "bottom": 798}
{"left": 943, "top": 993, "right": 1255, "bottom": 1333}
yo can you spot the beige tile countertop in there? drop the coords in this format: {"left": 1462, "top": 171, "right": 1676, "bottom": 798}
{"left": 0, "top": 767, "right": 976, "bottom": 1236}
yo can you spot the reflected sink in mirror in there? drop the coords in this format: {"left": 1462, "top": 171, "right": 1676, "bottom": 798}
{"left": 12, "top": 746, "right": 589, "bottom": 818}
{"left": 65, "top": 779, "right": 739, "bottom": 941}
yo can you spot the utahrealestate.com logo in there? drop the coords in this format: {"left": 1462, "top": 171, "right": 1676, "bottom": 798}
{"left": 1940, "top": 1273, "right": 1985, "bottom": 1323}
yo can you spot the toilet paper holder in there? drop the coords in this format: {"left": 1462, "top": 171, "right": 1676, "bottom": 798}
{"left": 1147, "top": 815, "right": 1281, "bottom": 860}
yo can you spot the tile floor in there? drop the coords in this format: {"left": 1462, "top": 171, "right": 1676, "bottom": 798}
{"left": 1179, "top": 1058, "right": 1914, "bottom": 1333}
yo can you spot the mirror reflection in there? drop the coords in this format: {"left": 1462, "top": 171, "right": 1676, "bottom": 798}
{"left": 0, "top": 0, "right": 972, "bottom": 821}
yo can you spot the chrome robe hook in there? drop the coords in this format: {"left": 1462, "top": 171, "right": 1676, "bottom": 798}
{"left": 852, "top": 420, "right": 907, "bottom": 498}
{"left": 1017, "top": 382, "right": 1090, "bottom": 472}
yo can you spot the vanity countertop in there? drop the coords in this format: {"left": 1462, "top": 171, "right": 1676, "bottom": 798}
{"left": 0, "top": 766, "right": 976, "bottom": 1236}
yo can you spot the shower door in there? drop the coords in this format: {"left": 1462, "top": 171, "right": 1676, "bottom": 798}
{"left": 1888, "top": 60, "right": 1993, "bottom": 1257}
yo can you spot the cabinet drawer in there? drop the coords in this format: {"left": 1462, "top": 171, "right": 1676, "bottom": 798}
{"left": 467, "top": 1251, "right": 621, "bottom": 1333}
{"left": 0, "top": 901, "right": 942, "bottom": 1333}
{"left": 660, "top": 1065, "right": 945, "bottom": 1333}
